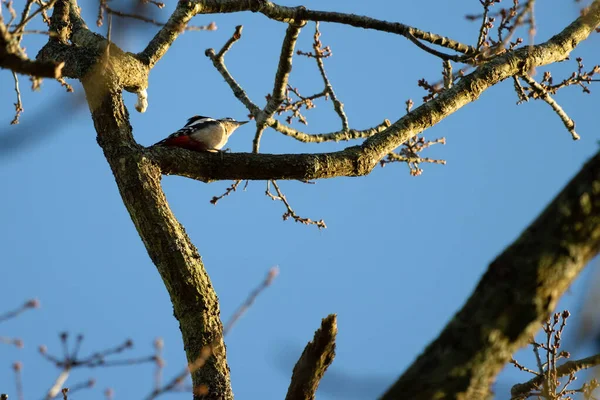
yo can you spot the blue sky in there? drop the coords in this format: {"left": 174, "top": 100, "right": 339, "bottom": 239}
{"left": 1, "top": 1, "right": 600, "bottom": 399}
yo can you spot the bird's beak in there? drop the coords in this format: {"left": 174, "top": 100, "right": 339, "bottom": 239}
{"left": 237, "top": 121, "right": 249, "bottom": 125}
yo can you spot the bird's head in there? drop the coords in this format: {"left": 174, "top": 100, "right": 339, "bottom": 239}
{"left": 220, "top": 117, "right": 249, "bottom": 135}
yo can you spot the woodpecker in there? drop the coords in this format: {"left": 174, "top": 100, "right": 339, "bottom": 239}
{"left": 154, "top": 115, "right": 248, "bottom": 152}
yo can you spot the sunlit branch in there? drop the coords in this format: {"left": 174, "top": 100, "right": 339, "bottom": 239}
{"left": 520, "top": 74, "right": 580, "bottom": 140}
{"left": 205, "top": 27, "right": 261, "bottom": 115}
{"left": 264, "top": 22, "right": 305, "bottom": 117}
{"left": 269, "top": 119, "right": 390, "bottom": 143}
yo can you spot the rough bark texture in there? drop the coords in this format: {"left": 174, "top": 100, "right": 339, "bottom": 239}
{"left": 285, "top": 315, "right": 337, "bottom": 400}
{"left": 86, "top": 85, "right": 232, "bottom": 400}
{"left": 34, "top": 1, "right": 232, "bottom": 398}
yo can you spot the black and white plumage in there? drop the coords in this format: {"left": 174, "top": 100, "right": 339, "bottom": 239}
{"left": 154, "top": 115, "right": 248, "bottom": 152}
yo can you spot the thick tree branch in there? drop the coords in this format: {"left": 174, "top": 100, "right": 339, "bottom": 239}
{"left": 36, "top": 1, "right": 230, "bottom": 398}
{"left": 381, "top": 150, "right": 600, "bottom": 399}
{"left": 88, "top": 89, "right": 232, "bottom": 400}
{"left": 285, "top": 314, "right": 337, "bottom": 400}
{"left": 152, "top": 146, "right": 366, "bottom": 182}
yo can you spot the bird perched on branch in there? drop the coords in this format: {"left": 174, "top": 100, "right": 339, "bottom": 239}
{"left": 153, "top": 115, "right": 248, "bottom": 152}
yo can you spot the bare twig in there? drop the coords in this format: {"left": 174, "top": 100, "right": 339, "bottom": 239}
{"left": 537, "top": 58, "right": 600, "bottom": 95}
{"left": 223, "top": 267, "right": 279, "bottom": 335}
{"left": 381, "top": 136, "right": 446, "bottom": 176}
{"left": 252, "top": 126, "right": 267, "bottom": 153}
{"left": 270, "top": 119, "right": 390, "bottom": 143}
{"left": 13, "top": 362, "right": 24, "bottom": 400}
{"left": 520, "top": 74, "right": 580, "bottom": 140}
{"left": 141, "top": 0, "right": 165, "bottom": 9}
{"left": 276, "top": 85, "right": 326, "bottom": 125}
{"left": 46, "top": 369, "right": 70, "bottom": 400}
{"left": 442, "top": 60, "right": 453, "bottom": 89}
{"left": 475, "top": 0, "right": 500, "bottom": 49}
{"left": 405, "top": 32, "right": 468, "bottom": 62}
{"left": 40, "top": 334, "right": 154, "bottom": 399}
{"left": 205, "top": 26, "right": 261, "bottom": 116}
{"left": 266, "top": 181, "right": 326, "bottom": 229}
{"left": 103, "top": 5, "right": 216, "bottom": 31}
{"left": 12, "top": 0, "right": 35, "bottom": 43}
{"left": 311, "top": 22, "right": 349, "bottom": 131}
{"left": 500, "top": 0, "right": 535, "bottom": 50}
{"left": 153, "top": 338, "right": 164, "bottom": 391}
{"left": 0, "top": 336, "right": 24, "bottom": 348}
{"left": 513, "top": 76, "right": 528, "bottom": 103}
{"left": 191, "top": 3, "right": 477, "bottom": 55}
{"left": 509, "top": 311, "right": 600, "bottom": 399}
{"left": 217, "top": 24, "right": 242, "bottom": 58}
{"left": 210, "top": 180, "right": 243, "bottom": 205}
{"left": 285, "top": 314, "right": 337, "bottom": 400}
{"left": 11, "top": 0, "right": 57, "bottom": 34}
{"left": 0, "top": 299, "right": 39, "bottom": 323}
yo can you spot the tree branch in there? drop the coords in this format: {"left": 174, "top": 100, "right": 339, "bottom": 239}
{"left": 205, "top": 31, "right": 262, "bottom": 115}
{"left": 254, "top": 21, "right": 304, "bottom": 152}
{"left": 381, "top": 149, "right": 600, "bottom": 399}
{"left": 269, "top": 119, "right": 391, "bottom": 143}
{"left": 152, "top": 146, "right": 366, "bottom": 182}
{"left": 520, "top": 74, "right": 580, "bottom": 140}
{"left": 0, "top": 20, "right": 64, "bottom": 78}
{"left": 89, "top": 90, "right": 232, "bottom": 400}
{"left": 188, "top": 1, "right": 475, "bottom": 55}
{"left": 510, "top": 352, "right": 600, "bottom": 398}
{"left": 285, "top": 314, "right": 337, "bottom": 400}
{"left": 264, "top": 21, "right": 305, "bottom": 117}
{"left": 137, "top": 1, "right": 202, "bottom": 67}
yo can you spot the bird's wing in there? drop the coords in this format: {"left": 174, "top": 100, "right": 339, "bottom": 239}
{"left": 153, "top": 120, "right": 225, "bottom": 151}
